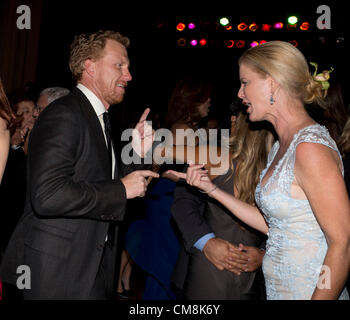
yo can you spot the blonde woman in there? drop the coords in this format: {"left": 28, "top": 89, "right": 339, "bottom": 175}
{"left": 0, "top": 78, "right": 15, "bottom": 184}
{"left": 172, "top": 41, "right": 350, "bottom": 300}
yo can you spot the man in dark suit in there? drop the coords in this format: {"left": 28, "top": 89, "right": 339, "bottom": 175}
{"left": 171, "top": 169, "right": 266, "bottom": 300}
{"left": 0, "top": 30, "right": 158, "bottom": 299}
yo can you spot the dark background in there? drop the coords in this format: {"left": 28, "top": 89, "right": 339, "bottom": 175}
{"left": 1, "top": 0, "right": 348, "bottom": 129}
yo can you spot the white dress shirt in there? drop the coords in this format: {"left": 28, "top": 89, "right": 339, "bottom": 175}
{"left": 76, "top": 83, "right": 116, "bottom": 179}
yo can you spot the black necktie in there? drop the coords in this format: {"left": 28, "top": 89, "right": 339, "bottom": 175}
{"left": 103, "top": 112, "right": 115, "bottom": 247}
{"left": 103, "top": 112, "right": 112, "bottom": 169}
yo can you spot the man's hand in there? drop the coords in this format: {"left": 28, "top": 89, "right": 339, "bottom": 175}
{"left": 132, "top": 108, "right": 154, "bottom": 158}
{"left": 236, "top": 244, "right": 265, "bottom": 272}
{"left": 203, "top": 238, "right": 249, "bottom": 274}
{"left": 121, "top": 170, "right": 159, "bottom": 199}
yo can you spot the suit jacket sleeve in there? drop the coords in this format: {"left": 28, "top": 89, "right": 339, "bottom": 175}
{"left": 28, "top": 103, "right": 127, "bottom": 221}
{"left": 171, "top": 179, "right": 213, "bottom": 252}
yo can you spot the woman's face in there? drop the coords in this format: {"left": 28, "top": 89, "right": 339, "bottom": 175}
{"left": 237, "top": 63, "right": 271, "bottom": 122}
{"left": 16, "top": 100, "right": 35, "bottom": 129}
{"left": 197, "top": 97, "right": 211, "bottom": 118}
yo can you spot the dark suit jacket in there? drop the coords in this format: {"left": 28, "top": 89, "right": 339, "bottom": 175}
{"left": 171, "top": 166, "right": 266, "bottom": 300}
{"left": 0, "top": 88, "right": 146, "bottom": 299}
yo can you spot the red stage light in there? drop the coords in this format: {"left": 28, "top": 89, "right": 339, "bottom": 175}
{"left": 237, "top": 23, "right": 248, "bottom": 31}
{"left": 225, "top": 25, "right": 232, "bottom": 30}
{"left": 200, "top": 39, "right": 207, "bottom": 46}
{"left": 236, "top": 40, "right": 245, "bottom": 48}
{"left": 259, "top": 40, "right": 267, "bottom": 45}
{"left": 289, "top": 40, "right": 298, "bottom": 47}
{"left": 225, "top": 40, "right": 234, "bottom": 48}
{"left": 261, "top": 24, "right": 271, "bottom": 31}
{"left": 249, "top": 23, "right": 258, "bottom": 31}
{"left": 300, "top": 22, "right": 310, "bottom": 31}
{"left": 176, "top": 23, "right": 186, "bottom": 31}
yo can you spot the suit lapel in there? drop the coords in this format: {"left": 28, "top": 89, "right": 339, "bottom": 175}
{"left": 71, "top": 88, "right": 112, "bottom": 178}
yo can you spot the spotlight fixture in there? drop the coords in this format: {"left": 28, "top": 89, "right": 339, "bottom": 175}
{"left": 236, "top": 40, "right": 245, "bottom": 48}
{"left": 300, "top": 22, "right": 310, "bottom": 30}
{"left": 289, "top": 40, "right": 298, "bottom": 47}
{"left": 288, "top": 16, "right": 298, "bottom": 25}
{"left": 250, "top": 41, "right": 259, "bottom": 47}
{"left": 220, "top": 17, "right": 230, "bottom": 26}
{"left": 188, "top": 23, "right": 196, "bottom": 30}
{"left": 237, "top": 23, "right": 248, "bottom": 31}
{"left": 190, "top": 39, "right": 198, "bottom": 46}
{"left": 176, "top": 23, "right": 186, "bottom": 31}
{"left": 273, "top": 22, "right": 284, "bottom": 29}
{"left": 249, "top": 23, "right": 258, "bottom": 31}
{"left": 224, "top": 40, "right": 234, "bottom": 48}
{"left": 261, "top": 24, "right": 271, "bottom": 31}
{"left": 177, "top": 38, "right": 186, "bottom": 46}
{"left": 199, "top": 38, "right": 207, "bottom": 46}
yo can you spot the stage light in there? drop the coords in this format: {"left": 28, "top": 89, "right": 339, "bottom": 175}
{"left": 220, "top": 17, "right": 230, "bottom": 26}
{"left": 300, "top": 22, "right": 310, "bottom": 30}
{"left": 250, "top": 41, "right": 259, "bottom": 47}
{"left": 190, "top": 39, "right": 198, "bottom": 46}
{"left": 188, "top": 23, "right": 196, "bottom": 30}
{"left": 249, "top": 23, "right": 258, "bottom": 31}
{"left": 288, "top": 16, "right": 298, "bottom": 25}
{"left": 177, "top": 38, "right": 186, "bottom": 46}
{"left": 273, "top": 22, "right": 284, "bottom": 29}
{"left": 225, "top": 25, "right": 232, "bottom": 30}
{"left": 237, "top": 23, "right": 248, "bottom": 31}
{"left": 287, "top": 24, "right": 297, "bottom": 30}
{"left": 199, "top": 38, "right": 207, "bottom": 46}
{"left": 261, "top": 24, "right": 271, "bottom": 31}
{"left": 289, "top": 40, "right": 298, "bottom": 47}
{"left": 176, "top": 23, "right": 186, "bottom": 31}
{"left": 259, "top": 40, "right": 267, "bottom": 44}
{"left": 225, "top": 40, "right": 234, "bottom": 48}
{"left": 236, "top": 40, "right": 245, "bottom": 48}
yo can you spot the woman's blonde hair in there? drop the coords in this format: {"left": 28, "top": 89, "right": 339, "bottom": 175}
{"left": 230, "top": 113, "right": 274, "bottom": 205}
{"left": 239, "top": 41, "right": 326, "bottom": 107}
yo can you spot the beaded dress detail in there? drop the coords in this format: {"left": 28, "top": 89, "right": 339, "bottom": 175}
{"left": 255, "top": 124, "right": 349, "bottom": 300}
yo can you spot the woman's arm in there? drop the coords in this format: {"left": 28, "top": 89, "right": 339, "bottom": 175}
{"left": 169, "top": 164, "right": 269, "bottom": 235}
{"left": 153, "top": 143, "right": 231, "bottom": 178}
{"left": 0, "top": 117, "right": 10, "bottom": 183}
{"left": 295, "top": 142, "right": 350, "bottom": 300}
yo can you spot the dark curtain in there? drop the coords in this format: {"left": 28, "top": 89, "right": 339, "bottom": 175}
{"left": 0, "top": 0, "right": 43, "bottom": 93}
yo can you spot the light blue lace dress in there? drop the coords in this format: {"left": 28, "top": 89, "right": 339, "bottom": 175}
{"left": 255, "top": 124, "right": 349, "bottom": 300}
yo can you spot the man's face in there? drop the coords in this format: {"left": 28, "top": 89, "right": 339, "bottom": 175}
{"left": 34, "top": 93, "right": 49, "bottom": 117}
{"left": 92, "top": 40, "right": 132, "bottom": 108}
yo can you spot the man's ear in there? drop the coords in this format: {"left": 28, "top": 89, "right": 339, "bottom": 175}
{"left": 84, "top": 59, "right": 95, "bottom": 78}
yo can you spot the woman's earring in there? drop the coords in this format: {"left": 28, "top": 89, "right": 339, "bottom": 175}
{"left": 270, "top": 94, "right": 275, "bottom": 105}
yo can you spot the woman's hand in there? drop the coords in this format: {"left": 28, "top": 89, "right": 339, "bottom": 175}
{"left": 165, "top": 163, "right": 216, "bottom": 193}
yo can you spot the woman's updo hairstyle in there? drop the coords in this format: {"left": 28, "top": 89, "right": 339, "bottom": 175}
{"left": 238, "top": 41, "right": 326, "bottom": 107}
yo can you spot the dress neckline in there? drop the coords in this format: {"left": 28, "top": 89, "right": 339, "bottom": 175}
{"left": 260, "top": 123, "right": 320, "bottom": 190}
